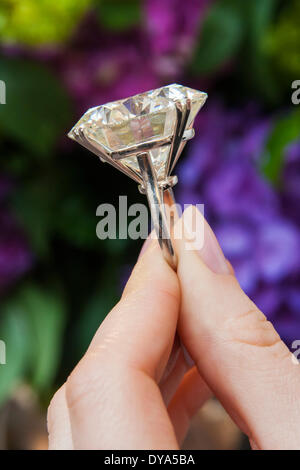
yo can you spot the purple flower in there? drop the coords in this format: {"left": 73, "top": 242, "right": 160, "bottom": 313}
{"left": 283, "top": 140, "right": 300, "bottom": 223}
{"left": 256, "top": 220, "right": 300, "bottom": 283}
{"left": 178, "top": 103, "right": 300, "bottom": 346}
{"left": 55, "top": 17, "right": 159, "bottom": 112}
{"left": 144, "top": 0, "right": 210, "bottom": 76}
{"left": 51, "top": 3, "right": 211, "bottom": 112}
{"left": 59, "top": 44, "right": 159, "bottom": 113}
{"left": 205, "top": 162, "right": 277, "bottom": 222}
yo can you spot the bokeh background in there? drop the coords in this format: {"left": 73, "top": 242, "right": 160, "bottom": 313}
{"left": 0, "top": 0, "right": 299, "bottom": 450}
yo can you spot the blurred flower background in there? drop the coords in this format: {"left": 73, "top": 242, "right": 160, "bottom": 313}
{"left": 0, "top": 0, "right": 299, "bottom": 450}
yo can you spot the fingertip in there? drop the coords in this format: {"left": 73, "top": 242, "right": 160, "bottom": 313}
{"left": 123, "top": 234, "right": 179, "bottom": 301}
{"left": 48, "top": 384, "right": 73, "bottom": 450}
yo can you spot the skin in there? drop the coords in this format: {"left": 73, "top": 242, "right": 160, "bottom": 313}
{"left": 47, "top": 205, "right": 300, "bottom": 450}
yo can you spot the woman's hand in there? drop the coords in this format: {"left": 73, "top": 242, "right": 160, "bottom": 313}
{"left": 48, "top": 206, "right": 300, "bottom": 450}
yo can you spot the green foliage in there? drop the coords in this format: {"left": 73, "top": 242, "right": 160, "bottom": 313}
{"left": 0, "top": 0, "right": 91, "bottom": 45}
{"left": 56, "top": 192, "right": 100, "bottom": 250}
{"left": 74, "top": 276, "right": 118, "bottom": 356}
{"left": 0, "top": 285, "right": 66, "bottom": 403}
{"left": 191, "top": 1, "right": 243, "bottom": 75}
{"left": 191, "top": 0, "right": 280, "bottom": 102}
{"left": 12, "top": 178, "right": 59, "bottom": 257}
{"left": 264, "top": 0, "right": 300, "bottom": 78}
{"left": 0, "top": 58, "right": 71, "bottom": 156}
{"left": 0, "top": 304, "right": 30, "bottom": 404}
{"left": 262, "top": 109, "right": 300, "bottom": 185}
{"left": 242, "top": 0, "right": 278, "bottom": 43}
{"left": 20, "top": 285, "right": 66, "bottom": 391}
{"left": 97, "top": 0, "right": 141, "bottom": 31}
{"left": 12, "top": 173, "right": 100, "bottom": 256}
{"left": 240, "top": 0, "right": 280, "bottom": 103}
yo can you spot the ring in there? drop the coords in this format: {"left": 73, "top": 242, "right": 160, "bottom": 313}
{"left": 68, "top": 84, "right": 207, "bottom": 270}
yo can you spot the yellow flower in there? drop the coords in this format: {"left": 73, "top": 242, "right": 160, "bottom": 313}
{"left": 0, "top": 0, "right": 91, "bottom": 45}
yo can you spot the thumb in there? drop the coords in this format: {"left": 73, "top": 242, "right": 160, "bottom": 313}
{"left": 175, "top": 205, "right": 300, "bottom": 450}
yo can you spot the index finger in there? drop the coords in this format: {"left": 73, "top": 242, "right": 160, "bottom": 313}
{"left": 65, "top": 238, "right": 180, "bottom": 449}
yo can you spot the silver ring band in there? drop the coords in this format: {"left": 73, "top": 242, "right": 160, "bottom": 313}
{"left": 137, "top": 153, "right": 178, "bottom": 270}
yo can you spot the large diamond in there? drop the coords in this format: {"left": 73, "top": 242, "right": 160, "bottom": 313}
{"left": 68, "top": 84, "right": 207, "bottom": 181}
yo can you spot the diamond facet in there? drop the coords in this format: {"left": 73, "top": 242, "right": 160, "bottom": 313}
{"left": 68, "top": 84, "right": 207, "bottom": 182}
{"left": 155, "top": 84, "right": 207, "bottom": 129}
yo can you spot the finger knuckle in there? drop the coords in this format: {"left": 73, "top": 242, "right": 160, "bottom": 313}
{"left": 66, "top": 353, "right": 126, "bottom": 411}
{"left": 127, "top": 279, "right": 179, "bottom": 316}
{"left": 66, "top": 356, "right": 101, "bottom": 410}
{"left": 155, "top": 283, "right": 180, "bottom": 310}
{"left": 224, "top": 306, "right": 283, "bottom": 350}
{"left": 212, "top": 275, "right": 283, "bottom": 352}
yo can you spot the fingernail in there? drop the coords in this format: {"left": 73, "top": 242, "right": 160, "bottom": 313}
{"left": 183, "top": 205, "right": 230, "bottom": 274}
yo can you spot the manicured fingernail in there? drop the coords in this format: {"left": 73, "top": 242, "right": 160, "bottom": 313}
{"left": 183, "top": 205, "right": 230, "bottom": 274}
